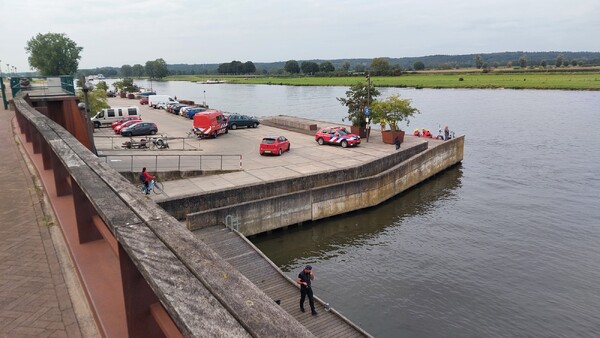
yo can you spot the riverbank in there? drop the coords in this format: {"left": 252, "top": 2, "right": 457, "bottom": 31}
{"left": 165, "top": 70, "right": 600, "bottom": 90}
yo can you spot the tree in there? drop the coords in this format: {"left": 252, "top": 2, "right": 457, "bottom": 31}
{"left": 301, "top": 61, "right": 319, "bottom": 74}
{"left": 556, "top": 54, "right": 564, "bottom": 67}
{"left": 132, "top": 64, "right": 145, "bottom": 78}
{"left": 319, "top": 61, "right": 335, "bottom": 73}
{"left": 519, "top": 55, "right": 527, "bottom": 68}
{"left": 571, "top": 59, "right": 578, "bottom": 66}
{"left": 506, "top": 61, "right": 513, "bottom": 68}
{"left": 341, "top": 61, "right": 351, "bottom": 72}
{"left": 337, "top": 81, "right": 380, "bottom": 127}
{"left": 121, "top": 64, "right": 133, "bottom": 77}
{"left": 112, "top": 78, "right": 138, "bottom": 93}
{"left": 540, "top": 60, "right": 547, "bottom": 68}
{"left": 284, "top": 60, "right": 300, "bottom": 74}
{"left": 474, "top": 55, "right": 483, "bottom": 69}
{"left": 145, "top": 59, "right": 168, "bottom": 79}
{"left": 77, "top": 86, "right": 109, "bottom": 115}
{"left": 25, "top": 33, "right": 82, "bottom": 75}
{"left": 242, "top": 61, "right": 256, "bottom": 74}
{"left": 370, "top": 57, "right": 390, "bottom": 75}
{"left": 370, "top": 94, "right": 420, "bottom": 131}
{"left": 95, "top": 81, "right": 108, "bottom": 92}
{"left": 413, "top": 61, "right": 425, "bottom": 70}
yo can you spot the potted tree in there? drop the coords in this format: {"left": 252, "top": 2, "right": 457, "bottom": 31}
{"left": 337, "top": 81, "right": 380, "bottom": 138}
{"left": 370, "top": 94, "right": 420, "bottom": 144}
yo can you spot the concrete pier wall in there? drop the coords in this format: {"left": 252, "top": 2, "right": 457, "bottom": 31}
{"left": 186, "top": 136, "right": 464, "bottom": 236}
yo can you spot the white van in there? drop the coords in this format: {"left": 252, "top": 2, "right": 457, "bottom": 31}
{"left": 91, "top": 106, "right": 140, "bottom": 128}
{"left": 148, "top": 95, "right": 178, "bottom": 109}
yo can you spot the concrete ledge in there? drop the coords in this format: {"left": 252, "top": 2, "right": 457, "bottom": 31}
{"left": 261, "top": 115, "right": 319, "bottom": 135}
{"left": 186, "top": 137, "right": 463, "bottom": 236}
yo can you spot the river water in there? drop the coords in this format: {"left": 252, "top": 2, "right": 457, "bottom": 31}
{"left": 122, "top": 80, "right": 600, "bottom": 337}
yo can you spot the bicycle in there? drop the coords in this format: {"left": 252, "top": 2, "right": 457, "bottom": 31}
{"left": 141, "top": 179, "right": 164, "bottom": 195}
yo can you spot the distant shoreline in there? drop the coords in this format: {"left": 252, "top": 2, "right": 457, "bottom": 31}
{"left": 164, "top": 69, "right": 600, "bottom": 91}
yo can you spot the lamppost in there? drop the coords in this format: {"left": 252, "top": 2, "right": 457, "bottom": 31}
{"left": 203, "top": 90, "right": 207, "bottom": 107}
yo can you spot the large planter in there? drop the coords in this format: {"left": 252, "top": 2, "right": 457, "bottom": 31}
{"left": 350, "top": 125, "right": 368, "bottom": 138}
{"left": 381, "top": 130, "right": 405, "bottom": 144}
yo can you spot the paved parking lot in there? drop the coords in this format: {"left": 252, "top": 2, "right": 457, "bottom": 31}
{"left": 98, "top": 97, "right": 432, "bottom": 199}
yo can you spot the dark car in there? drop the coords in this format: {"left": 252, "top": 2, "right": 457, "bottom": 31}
{"left": 121, "top": 122, "right": 158, "bottom": 137}
{"left": 185, "top": 107, "right": 207, "bottom": 119}
{"left": 172, "top": 104, "right": 189, "bottom": 115}
{"left": 228, "top": 114, "right": 260, "bottom": 129}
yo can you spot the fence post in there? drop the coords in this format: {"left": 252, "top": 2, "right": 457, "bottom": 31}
{"left": 130, "top": 155, "right": 134, "bottom": 173}
{"left": 221, "top": 155, "right": 223, "bottom": 170}
{"left": 155, "top": 156, "right": 158, "bottom": 172}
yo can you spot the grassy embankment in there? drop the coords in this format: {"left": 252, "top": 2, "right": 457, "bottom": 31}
{"left": 166, "top": 71, "right": 600, "bottom": 90}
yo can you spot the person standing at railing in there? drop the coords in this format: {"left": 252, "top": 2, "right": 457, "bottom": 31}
{"left": 140, "top": 167, "right": 154, "bottom": 195}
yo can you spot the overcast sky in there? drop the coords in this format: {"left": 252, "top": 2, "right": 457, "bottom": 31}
{"left": 1, "top": 0, "right": 599, "bottom": 73}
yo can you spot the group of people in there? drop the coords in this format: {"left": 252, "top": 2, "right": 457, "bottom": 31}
{"left": 413, "top": 125, "right": 453, "bottom": 141}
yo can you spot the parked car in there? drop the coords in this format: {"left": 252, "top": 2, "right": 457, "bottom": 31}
{"left": 185, "top": 107, "right": 206, "bottom": 119}
{"left": 114, "top": 119, "right": 142, "bottom": 134}
{"left": 228, "top": 114, "right": 260, "bottom": 129}
{"left": 139, "top": 97, "right": 148, "bottom": 105}
{"left": 260, "top": 136, "right": 290, "bottom": 156}
{"left": 315, "top": 126, "right": 361, "bottom": 148}
{"left": 121, "top": 122, "right": 158, "bottom": 137}
{"left": 111, "top": 115, "right": 141, "bottom": 130}
{"left": 172, "top": 104, "right": 189, "bottom": 115}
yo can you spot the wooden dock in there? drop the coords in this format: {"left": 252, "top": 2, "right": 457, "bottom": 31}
{"left": 193, "top": 225, "right": 372, "bottom": 338}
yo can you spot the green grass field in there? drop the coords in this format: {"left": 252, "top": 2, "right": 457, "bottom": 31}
{"left": 166, "top": 72, "right": 600, "bottom": 90}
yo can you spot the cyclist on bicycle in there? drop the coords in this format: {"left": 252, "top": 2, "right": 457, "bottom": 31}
{"left": 140, "top": 167, "right": 154, "bottom": 195}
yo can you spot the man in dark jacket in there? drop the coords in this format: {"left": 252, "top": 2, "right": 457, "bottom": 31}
{"left": 297, "top": 265, "right": 317, "bottom": 315}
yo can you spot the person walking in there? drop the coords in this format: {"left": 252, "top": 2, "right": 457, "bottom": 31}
{"left": 297, "top": 265, "right": 317, "bottom": 315}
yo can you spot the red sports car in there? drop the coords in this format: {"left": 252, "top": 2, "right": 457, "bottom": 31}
{"left": 315, "top": 127, "right": 360, "bottom": 148}
{"left": 260, "top": 136, "right": 290, "bottom": 156}
{"left": 111, "top": 116, "right": 140, "bottom": 130}
{"left": 114, "top": 119, "right": 142, "bottom": 134}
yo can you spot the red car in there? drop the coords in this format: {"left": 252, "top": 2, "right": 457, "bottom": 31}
{"left": 114, "top": 119, "right": 142, "bottom": 134}
{"left": 260, "top": 136, "right": 290, "bottom": 156}
{"left": 139, "top": 97, "right": 148, "bottom": 105}
{"left": 111, "top": 116, "right": 140, "bottom": 130}
{"left": 315, "top": 127, "right": 361, "bottom": 148}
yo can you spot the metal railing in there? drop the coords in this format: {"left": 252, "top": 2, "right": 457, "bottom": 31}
{"left": 99, "top": 154, "right": 242, "bottom": 172}
{"left": 95, "top": 135, "right": 203, "bottom": 151}
{"left": 10, "top": 76, "right": 75, "bottom": 97}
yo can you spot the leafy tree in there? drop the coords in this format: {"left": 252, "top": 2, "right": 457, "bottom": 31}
{"left": 337, "top": 81, "right": 380, "bottom": 127}
{"left": 413, "top": 61, "right": 425, "bottom": 70}
{"left": 132, "top": 64, "right": 145, "bottom": 78}
{"left": 354, "top": 64, "right": 366, "bottom": 72}
{"left": 556, "top": 54, "right": 564, "bottom": 67}
{"left": 370, "top": 94, "right": 420, "bottom": 131}
{"left": 341, "top": 61, "right": 351, "bottom": 72}
{"left": 519, "top": 55, "right": 527, "bottom": 68}
{"left": 506, "top": 61, "right": 513, "bottom": 68}
{"left": 145, "top": 59, "right": 168, "bottom": 79}
{"left": 242, "top": 61, "right": 256, "bottom": 74}
{"left": 121, "top": 64, "right": 133, "bottom": 77}
{"left": 474, "top": 55, "right": 483, "bottom": 69}
{"left": 95, "top": 81, "right": 108, "bottom": 92}
{"left": 77, "top": 86, "right": 109, "bottom": 115}
{"left": 112, "top": 78, "right": 138, "bottom": 93}
{"left": 25, "top": 33, "right": 82, "bottom": 75}
{"left": 540, "top": 60, "right": 547, "bottom": 68}
{"left": 284, "top": 60, "right": 300, "bottom": 74}
{"left": 492, "top": 61, "right": 499, "bottom": 68}
{"left": 370, "top": 57, "right": 390, "bottom": 75}
{"left": 571, "top": 59, "right": 578, "bottom": 66}
{"left": 319, "top": 61, "right": 335, "bottom": 73}
{"left": 301, "top": 61, "right": 319, "bottom": 74}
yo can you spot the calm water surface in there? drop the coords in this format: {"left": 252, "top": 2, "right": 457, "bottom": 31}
{"left": 125, "top": 80, "right": 600, "bottom": 337}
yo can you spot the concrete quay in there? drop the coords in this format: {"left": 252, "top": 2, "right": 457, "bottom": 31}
{"left": 100, "top": 97, "right": 463, "bottom": 237}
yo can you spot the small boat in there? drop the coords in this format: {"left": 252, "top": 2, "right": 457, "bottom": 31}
{"left": 197, "top": 80, "right": 226, "bottom": 84}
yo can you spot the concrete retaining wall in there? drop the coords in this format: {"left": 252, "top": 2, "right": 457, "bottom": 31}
{"left": 186, "top": 137, "right": 463, "bottom": 236}
{"left": 159, "top": 142, "right": 428, "bottom": 220}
